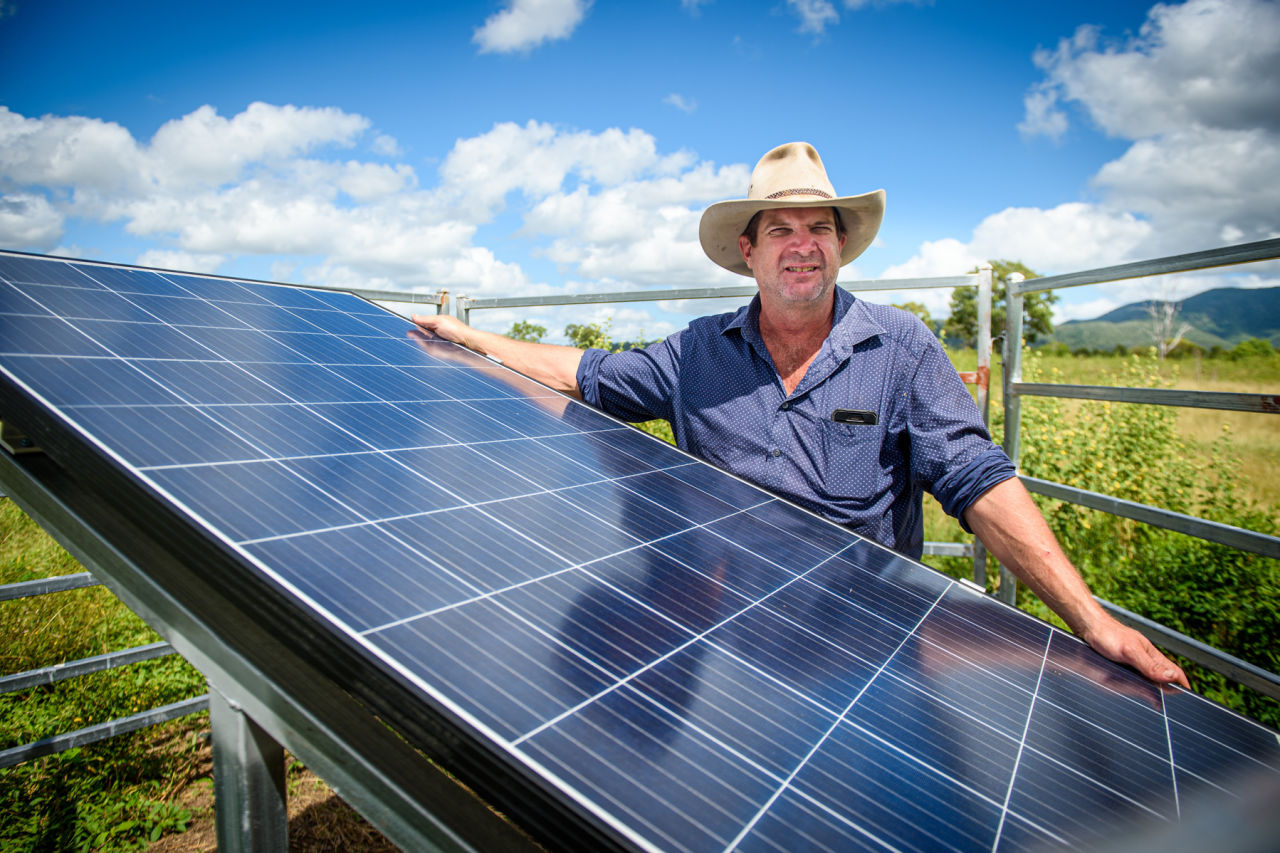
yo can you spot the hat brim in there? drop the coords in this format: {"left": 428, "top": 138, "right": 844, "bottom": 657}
{"left": 698, "top": 189, "right": 885, "bottom": 277}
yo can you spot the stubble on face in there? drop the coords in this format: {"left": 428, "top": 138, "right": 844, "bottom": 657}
{"left": 739, "top": 207, "right": 847, "bottom": 312}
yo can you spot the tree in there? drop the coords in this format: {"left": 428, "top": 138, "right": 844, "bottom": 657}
{"left": 507, "top": 320, "right": 546, "bottom": 343}
{"left": 944, "top": 260, "right": 1058, "bottom": 348}
{"left": 1144, "top": 296, "right": 1191, "bottom": 359}
{"left": 564, "top": 320, "right": 612, "bottom": 350}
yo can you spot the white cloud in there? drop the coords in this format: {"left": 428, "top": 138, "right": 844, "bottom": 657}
{"left": 371, "top": 133, "right": 402, "bottom": 158}
{"left": 473, "top": 0, "right": 591, "bottom": 54}
{"left": 663, "top": 93, "right": 697, "bottom": 114}
{"left": 1018, "top": 84, "right": 1068, "bottom": 141}
{"left": 135, "top": 250, "right": 226, "bottom": 274}
{"left": 1, "top": 103, "right": 758, "bottom": 305}
{"left": 876, "top": 0, "right": 1280, "bottom": 321}
{"left": 885, "top": 202, "right": 1151, "bottom": 279}
{"left": 786, "top": 0, "right": 928, "bottom": 34}
{"left": 788, "top": 0, "right": 839, "bottom": 35}
{"left": 0, "top": 193, "right": 64, "bottom": 250}
{"left": 1027, "top": 0, "right": 1280, "bottom": 141}
{"left": 1015, "top": 0, "right": 1280, "bottom": 257}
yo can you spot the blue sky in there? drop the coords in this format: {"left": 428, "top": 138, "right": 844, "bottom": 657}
{"left": 2, "top": 0, "right": 1277, "bottom": 341}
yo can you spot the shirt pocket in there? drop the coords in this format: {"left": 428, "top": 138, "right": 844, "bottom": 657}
{"left": 817, "top": 417, "right": 889, "bottom": 508}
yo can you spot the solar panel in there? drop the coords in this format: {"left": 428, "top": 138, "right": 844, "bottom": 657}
{"left": 1, "top": 250, "right": 1277, "bottom": 851}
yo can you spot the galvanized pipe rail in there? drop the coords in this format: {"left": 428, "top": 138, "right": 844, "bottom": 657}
{"left": 0, "top": 570, "right": 206, "bottom": 769}
{"left": 454, "top": 273, "right": 981, "bottom": 325}
{"left": 1003, "top": 238, "right": 1280, "bottom": 695}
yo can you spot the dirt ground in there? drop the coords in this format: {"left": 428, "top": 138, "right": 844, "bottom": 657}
{"left": 146, "top": 736, "right": 399, "bottom": 853}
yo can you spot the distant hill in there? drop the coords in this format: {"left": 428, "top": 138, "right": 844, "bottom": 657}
{"left": 1049, "top": 286, "right": 1280, "bottom": 351}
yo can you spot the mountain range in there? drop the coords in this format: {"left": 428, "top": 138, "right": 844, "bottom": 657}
{"left": 1048, "top": 286, "right": 1280, "bottom": 351}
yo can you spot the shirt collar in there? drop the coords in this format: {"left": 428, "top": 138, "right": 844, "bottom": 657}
{"left": 723, "top": 288, "right": 887, "bottom": 354}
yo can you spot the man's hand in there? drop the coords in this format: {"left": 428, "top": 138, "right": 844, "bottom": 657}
{"left": 1078, "top": 615, "right": 1190, "bottom": 688}
{"left": 410, "top": 313, "right": 471, "bottom": 347}
{"left": 965, "top": 478, "right": 1188, "bottom": 687}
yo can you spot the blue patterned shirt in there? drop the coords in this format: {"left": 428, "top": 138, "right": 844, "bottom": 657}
{"left": 576, "top": 287, "right": 1016, "bottom": 558}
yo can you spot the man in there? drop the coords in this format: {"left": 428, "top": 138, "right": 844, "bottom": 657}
{"left": 413, "top": 141, "right": 1188, "bottom": 687}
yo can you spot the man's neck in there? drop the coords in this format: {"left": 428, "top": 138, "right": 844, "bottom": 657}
{"left": 757, "top": 295, "right": 835, "bottom": 396}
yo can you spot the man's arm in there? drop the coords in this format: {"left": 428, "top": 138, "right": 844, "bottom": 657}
{"left": 964, "top": 477, "right": 1190, "bottom": 687}
{"left": 411, "top": 314, "right": 586, "bottom": 398}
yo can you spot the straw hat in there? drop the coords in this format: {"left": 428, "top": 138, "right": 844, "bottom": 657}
{"left": 698, "top": 142, "right": 885, "bottom": 276}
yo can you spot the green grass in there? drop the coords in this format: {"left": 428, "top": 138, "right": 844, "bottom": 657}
{"left": 1, "top": 500, "right": 208, "bottom": 852}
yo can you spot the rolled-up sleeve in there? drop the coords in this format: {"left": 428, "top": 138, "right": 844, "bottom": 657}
{"left": 905, "top": 334, "right": 1017, "bottom": 528}
{"left": 575, "top": 331, "right": 684, "bottom": 424}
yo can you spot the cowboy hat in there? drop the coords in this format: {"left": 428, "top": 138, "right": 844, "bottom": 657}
{"left": 698, "top": 141, "right": 885, "bottom": 277}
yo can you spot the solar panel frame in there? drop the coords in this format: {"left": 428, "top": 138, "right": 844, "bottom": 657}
{"left": 2, "top": 250, "right": 1277, "bottom": 852}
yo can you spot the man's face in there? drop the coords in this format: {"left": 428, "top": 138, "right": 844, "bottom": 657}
{"left": 738, "top": 207, "right": 847, "bottom": 311}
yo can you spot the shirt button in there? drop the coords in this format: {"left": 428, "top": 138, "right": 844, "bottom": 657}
{"left": 771, "top": 448, "right": 781, "bottom": 457}
{"left": 780, "top": 401, "right": 790, "bottom": 410}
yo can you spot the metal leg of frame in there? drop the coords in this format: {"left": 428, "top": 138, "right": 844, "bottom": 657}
{"left": 210, "top": 687, "right": 288, "bottom": 853}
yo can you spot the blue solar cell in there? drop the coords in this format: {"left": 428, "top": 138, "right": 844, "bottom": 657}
{"left": 553, "top": 479, "right": 691, "bottom": 542}
{"left": 0, "top": 316, "right": 112, "bottom": 357}
{"left": 321, "top": 365, "right": 451, "bottom": 402}
{"left": 77, "top": 264, "right": 191, "bottom": 296}
{"left": 238, "top": 282, "right": 331, "bottom": 310}
{"left": 2, "top": 252, "right": 1276, "bottom": 852}
{"left": 0, "top": 256, "right": 102, "bottom": 287}
{"left": 130, "top": 293, "right": 249, "bottom": 328}
{"left": 307, "top": 402, "right": 453, "bottom": 450}
{"left": 482, "top": 491, "right": 647, "bottom": 566}
{"left": 200, "top": 403, "right": 362, "bottom": 457}
{"left": 652, "top": 526, "right": 803, "bottom": 601}
{"left": 133, "top": 360, "right": 294, "bottom": 405}
{"left": 382, "top": 505, "right": 574, "bottom": 591}
{"left": 390, "top": 444, "right": 542, "bottom": 503}
{"left": 282, "top": 451, "right": 463, "bottom": 520}
{"left": 261, "top": 330, "right": 384, "bottom": 365}
{"left": 214, "top": 301, "right": 326, "bottom": 332}
{"left": 236, "top": 361, "right": 380, "bottom": 404}
{"left": 371, "top": 597, "right": 619, "bottom": 740}
{"left": 471, "top": 436, "right": 601, "bottom": 490}
{"left": 383, "top": 399, "right": 521, "bottom": 443}
{"left": 245, "top": 524, "right": 478, "bottom": 632}
{"left": 521, "top": 682, "right": 780, "bottom": 851}
{"left": 537, "top": 431, "right": 656, "bottom": 479}
{"left": 17, "top": 284, "right": 157, "bottom": 323}
{"left": 288, "top": 307, "right": 397, "bottom": 336}
{"left": 340, "top": 333, "right": 444, "bottom": 366}
{"left": 71, "top": 403, "right": 267, "bottom": 467}
{"left": 76, "top": 319, "right": 206, "bottom": 360}
{"left": 160, "top": 273, "right": 274, "bottom": 305}
{"left": 394, "top": 365, "right": 523, "bottom": 401}
{"left": 5, "top": 357, "right": 183, "bottom": 406}
{"left": 146, "top": 459, "right": 366, "bottom": 542}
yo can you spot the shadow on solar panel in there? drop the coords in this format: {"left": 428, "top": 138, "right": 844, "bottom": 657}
{"left": 1, "top": 252, "right": 1277, "bottom": 852}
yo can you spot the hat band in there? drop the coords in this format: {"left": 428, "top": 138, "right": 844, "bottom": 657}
{"left": 764, "top": 187, "right": 833, "bottom": 200}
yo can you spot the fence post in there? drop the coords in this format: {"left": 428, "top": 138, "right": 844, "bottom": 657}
{"left": 455, "top": 294, "right": 472, "bottom": 325}
{"left": 972, "top": 264, "right": 993, "bottom": 588}
{"left": 998, "top": 271, "right": 1026, "bottom": 605}
{"left": 435, "top": 289, "right": 449, "bottom": 316}
{"left": 210, "top": 687, "right": 288, "bottom": 853}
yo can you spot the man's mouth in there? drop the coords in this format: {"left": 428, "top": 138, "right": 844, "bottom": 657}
{"left": 785, "top": 264, "right": 820, "bottom": 273}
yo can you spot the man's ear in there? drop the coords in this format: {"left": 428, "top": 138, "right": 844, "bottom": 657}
{"left": 738, "top": 234, "right": 753, "bottom": 270}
